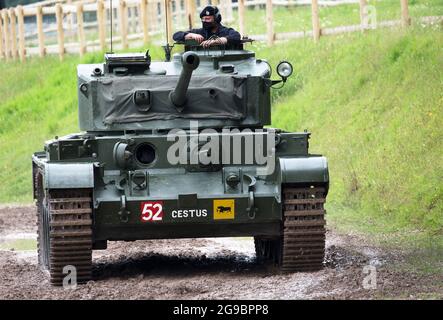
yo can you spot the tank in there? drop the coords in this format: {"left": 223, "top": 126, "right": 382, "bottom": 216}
{"left": 32, "top": 40, "right": 329, "bottom": 286}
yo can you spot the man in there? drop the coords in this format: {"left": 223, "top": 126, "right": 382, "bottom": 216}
{"left": 173, "top": 5, "right": 241, "bottom": 48}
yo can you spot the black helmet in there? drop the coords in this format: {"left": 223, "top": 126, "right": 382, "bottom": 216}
{"left": 199, "top": 5, "right": 222, "bottom": 23}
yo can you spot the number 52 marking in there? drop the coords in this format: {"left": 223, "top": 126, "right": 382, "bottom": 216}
{"left": 140, "top": 201, "right": 163, "bottom": 222}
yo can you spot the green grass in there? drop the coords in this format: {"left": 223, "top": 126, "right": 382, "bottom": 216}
{"left": 0, "top": 45, "right": 165, "bottom": 204}
{"left": 251, "top": 25, "right": 443, "bottom": 261}
{"left": 227, "top": 0, "right": 443, "bottom": 35}
{"left": 0, "top": 239, "right": 37, "bottom": 251}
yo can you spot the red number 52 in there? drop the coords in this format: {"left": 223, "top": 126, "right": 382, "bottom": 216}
{"left": 140, "top": 201, "right": 163, "bottom": 222}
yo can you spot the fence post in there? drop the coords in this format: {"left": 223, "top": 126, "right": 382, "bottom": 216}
{"left": 185, "top": 0, "right": 196, "bottom": 29}
{"left": 77, "top": 2, "right": 86, "bottom": 56}
{"left": 8, "top": 8, "right": 18, "bottom": 60}
{"left": 359, "top": 0, "right": 368, "bottom": 31}
{"left": 36, "top": 6, "right": 45, "bottom": 58}
{"left": 311, "top": 0, "right": 321, "bottom": 42}
{"left": 120, "top": 0, "right": 128, "bottom": 49}
{"left": 55, "top": 3, "right": 65, "bottom": 61}
{"left": 238, "top": 0, "right": 245, "bottom": 36}
{"left": 266, "top": 0, "right": 274, "bottom": 46}
{"left": 166, "top": 0, "right": 173, "bottom": 43}
{"left": 16, "top": 5, "right": 25, "bottom": 62}
{"left": 0, "top": 12, "right": 4, "bottom": 59}
{"left": 140, "top": 0, "right": 149, "bottom": 44}
{"left": 2, "top": 9, "right": 10, "bottom": 60}
{"left": 400, "top": 0, "right": 410, "bottom": 26}
{"left": 97, "top": 0, "right": 106, "bottom": 51}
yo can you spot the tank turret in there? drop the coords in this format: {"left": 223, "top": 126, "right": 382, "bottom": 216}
{"left": 76, "top": 45, "right": 274, "bottom": 131}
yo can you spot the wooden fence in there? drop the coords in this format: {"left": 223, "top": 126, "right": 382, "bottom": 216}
{"left": 0, "top": 0, "right": 441, "bottom": 62}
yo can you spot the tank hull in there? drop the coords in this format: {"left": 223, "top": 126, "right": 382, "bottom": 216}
{"left": 32, "top": 129, "right": 328, "bottom": 285}
{"left": 32, "top": 130, "right": 328, "bottom": 242}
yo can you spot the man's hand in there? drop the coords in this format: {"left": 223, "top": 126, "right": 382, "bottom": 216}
{"left": 185, "top": 33, "right": 204, "bottom": 43}
{"left": 201, "top": 37, "right": 228, "bottom": 48}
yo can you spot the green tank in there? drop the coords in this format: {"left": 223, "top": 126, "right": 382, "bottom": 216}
{"left": 32, "top": 40, "right": 329, "bottom": 286}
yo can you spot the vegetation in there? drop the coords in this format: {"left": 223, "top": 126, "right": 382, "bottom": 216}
{"left": 0, "top": 45, "right": 164, "bottom": 205}
{"left": 256, "top": 25, "right": 443, "bottom": 250}
{"left": 15, "top": 0, "right": 443, "bottom": 47}
{"left": 233, "top": 0, "right": 443, "bottom": 35}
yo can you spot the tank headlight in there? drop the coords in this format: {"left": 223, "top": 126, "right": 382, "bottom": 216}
{"left": 277, "top": 61, "right": 293, "bottom": 81}
{"left": 113, "top": 142, "right": 132, "bottom": 169}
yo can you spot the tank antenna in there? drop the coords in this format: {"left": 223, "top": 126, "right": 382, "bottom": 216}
{"left": 162, "top": 0, "right": 174, "bottom": 62}
{"left": 110, "top": 0, "right": 114, "bottom": 53}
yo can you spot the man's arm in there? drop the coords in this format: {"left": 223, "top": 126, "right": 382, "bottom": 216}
{"left": 173, "top": 29, "right": 204, "bottom": 42}
{"left": 172, "top": 31, "right": 188, "bottom": 42}
{"left": 201, "top": 27, "right": 242, "bottom": 48}
{"left": 202, "top": 28, "right": 240, "bottom": 47}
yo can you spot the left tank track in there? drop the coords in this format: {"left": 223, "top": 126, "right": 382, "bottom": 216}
{"left": 255, "top": 185, "right": 327, "bottom": 272}
{"left": 36, "top": 179, "right": 93, "bottom": 286}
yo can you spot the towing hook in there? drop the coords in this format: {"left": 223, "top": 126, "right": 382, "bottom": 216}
{"left": 118, "top": 195, "right": 131, "bottom": 223}
{"left": 247, "top": 191, "right": 257, "bottom": 220}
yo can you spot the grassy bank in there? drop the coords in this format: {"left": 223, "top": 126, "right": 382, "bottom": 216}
{"left": 234, "top": 0, "right": 443, "bottom": 35}
{"left": 258, "top": 26, "right": 443, "bottom": 251}
{"left": 0, "top": 44, "right": 164, "bottom": 204}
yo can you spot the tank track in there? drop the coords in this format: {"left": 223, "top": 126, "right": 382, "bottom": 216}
{"left": 35, "top": 171, "right": 44, "bottom": 267}
{"left": 255, "top": 185, "right": 327, "bottom": 272}
{"left": 280, "top": 186, "right": 326, "bottom": 271}
{"left": 36, "top": 182, "right": 93, "bottom": 286}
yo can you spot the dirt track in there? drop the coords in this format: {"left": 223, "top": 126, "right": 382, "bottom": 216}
{"left": 0, "top": 205, "right": 441, "bottom": 300}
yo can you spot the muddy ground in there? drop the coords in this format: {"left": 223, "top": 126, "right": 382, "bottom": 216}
{"left": 0, "top": 205, "right": 441, "bottom": 300}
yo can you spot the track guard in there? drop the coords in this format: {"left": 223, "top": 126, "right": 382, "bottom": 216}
{"left": 44, "top": 163, "right": 95, "bottom": 189}
{"left": 279, "top": 156, "right": 329, "bottom": 190}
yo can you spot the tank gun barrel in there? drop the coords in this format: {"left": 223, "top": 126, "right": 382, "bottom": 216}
{"left": 169, "top": 52, "right": 200, "bottom": 110}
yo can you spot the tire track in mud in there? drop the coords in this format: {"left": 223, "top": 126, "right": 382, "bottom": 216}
{"left": 0, "top": 205, "right": 441, "bottom": 300}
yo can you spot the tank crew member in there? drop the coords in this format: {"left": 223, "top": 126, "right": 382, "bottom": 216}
{"left": 173, "top": 5, "right": 241, "bottom": 48}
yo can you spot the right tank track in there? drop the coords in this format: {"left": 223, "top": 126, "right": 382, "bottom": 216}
{"left": 281, "top": 186, "right": 327, "bottom": 271}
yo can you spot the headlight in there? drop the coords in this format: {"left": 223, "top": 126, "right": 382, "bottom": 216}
{"left": 277, "top": 61, "right": 293, "bottom": 79}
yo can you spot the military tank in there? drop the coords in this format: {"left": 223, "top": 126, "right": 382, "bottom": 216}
{"left": 32, "top": 39, "right": 329, "bottom": 286}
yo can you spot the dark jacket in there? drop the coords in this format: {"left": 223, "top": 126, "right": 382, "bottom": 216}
{"left": 173, "top": 24, "right": 241, "bottom": 43}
